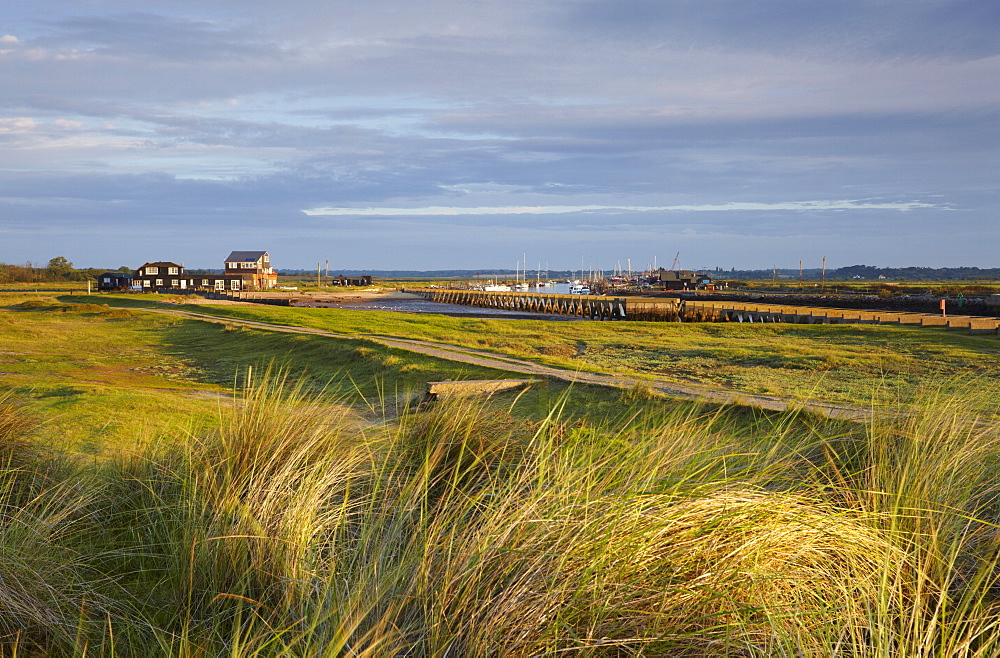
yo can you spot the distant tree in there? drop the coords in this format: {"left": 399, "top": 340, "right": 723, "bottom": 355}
{"left": 116, "top": 265, "right": 132, "bottom": 273}
{"left": 0, "top": 262, "right": 43, "bottom": 283}
{"left": 47, "top": 256, "right": 74, "bottom": 279}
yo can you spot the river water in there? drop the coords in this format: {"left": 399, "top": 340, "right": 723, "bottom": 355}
{"left": 301, "top": 283, "right": 585, "bottom": 321}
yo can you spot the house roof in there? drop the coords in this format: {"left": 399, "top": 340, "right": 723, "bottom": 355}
{"left": 225, "top": 251, "right": 268, "bottom": 262}
{"left": 659, "top": 269, "right": 699, "bottom": 281}
{"left": 136, "top": 261, "right": 182, "bottom": 269}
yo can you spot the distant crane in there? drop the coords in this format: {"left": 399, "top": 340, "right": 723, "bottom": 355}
{"left": 670, "top": 252, "right": 681, "bottom": 271}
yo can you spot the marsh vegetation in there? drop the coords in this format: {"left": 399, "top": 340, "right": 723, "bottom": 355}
{"left": 3, "top": 292, "right": 1000, "bottom": 655}
{"left": 79, "top": 293, "right": 1000, "bottom": 413}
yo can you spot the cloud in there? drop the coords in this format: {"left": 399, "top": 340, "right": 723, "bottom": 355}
{"left": 0, "top": 117, "right": 38, "bottom": 133}
{"left": 561, "top": 0, "right": 1000, "bottom": 61}
{"left": 303, "top": 200, "right": 941, "bottom": 216}
{"left": 1, "top": 1, "right": 997, "bottom": 269}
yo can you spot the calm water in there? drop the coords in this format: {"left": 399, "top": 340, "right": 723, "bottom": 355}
{"left": 303, "top": 284, "right": 585, "bottom": 320}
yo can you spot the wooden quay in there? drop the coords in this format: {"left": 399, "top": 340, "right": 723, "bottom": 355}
{"left": 412, "top": 289, "right": 1000, "bottom": 337}
{"left": 682, "top": 299, "right": 1000, "bottom": 335}
{"left": 413, "top": 288, "right": 679, "bottom": 321}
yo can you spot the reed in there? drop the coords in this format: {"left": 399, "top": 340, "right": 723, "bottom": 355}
{"left": 0, "top": 393, "right": 117, "bottom": 654}
{"left": 0, "top": 389, "right": 40, "bottom": 468}
{"left": 2, "top": 373, "right": 1000, "bottom": 655}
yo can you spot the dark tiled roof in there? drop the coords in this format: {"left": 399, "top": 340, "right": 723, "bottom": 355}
{"left": 225, "top": 251, "right": 268, "bottom": 262}
{"left": 135, "top": 262, "right": 182, "bottom": 271}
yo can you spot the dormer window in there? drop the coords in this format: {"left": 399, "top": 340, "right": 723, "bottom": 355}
{"left": 146, "top": 266, "right": 158, "bottom": 275}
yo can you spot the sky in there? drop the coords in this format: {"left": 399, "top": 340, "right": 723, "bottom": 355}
{"left": 1, "top": 0, "right": 998, "bottom": 272}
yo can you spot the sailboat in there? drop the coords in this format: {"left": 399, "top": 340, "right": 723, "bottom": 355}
{"left": 513, "top": 256, "right": 529, "bottom": 290}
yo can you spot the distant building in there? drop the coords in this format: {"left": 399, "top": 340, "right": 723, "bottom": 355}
{"left": 332, "top": 275, "right": 373, "bottom": 286}
{"left": 129, "top": 251, "right": 278, "bottom": 292}
{"left": 132, "top": 262, "right": 186, "bottom": 291}
{"left": 224, "top": 251, "right": 277, "bottom": 290}
{"left": 653, "top": 269, "right": 711, "bottom": 290}
{"left": 95, "top": 271, "right": 132, "bottom": 291}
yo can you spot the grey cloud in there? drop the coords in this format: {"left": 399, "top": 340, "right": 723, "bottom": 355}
{"left": 1, "top": 0, "right": 996, "bottom": 269}
{"left": 561, "top": 0, "right": 1000, "bottom": 61}
{"left": 35, "top": 12, "right": 282, "bottom": 63}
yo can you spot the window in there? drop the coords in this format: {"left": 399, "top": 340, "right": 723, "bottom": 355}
{"left": 142, "top": 279, "right": 151, "bottom": 287}
{"left": 215, "top": 280, "right": 225, "bottom": 291}
{"left": 168, "top": 267, "right": 179, "bottom": 275}
{"left": 243, "top": 262, "right": 255, "bottom": 268}
{"left": 226, "top": 262, "right": 237, "bottom": 269}
{"left": 155, "top": 279, "right": 163, "bottom": 287}
{"left": 170, "top": 279, "right": 179, "bottom": 287}
{"left": 202, "top": 279, "right": 209, "bottom": 286}
{"left": 146, "top": 266, "right": 158, "bottom": 275}
{"left": 230, "top": 279, "right": 241, "bottom": 290}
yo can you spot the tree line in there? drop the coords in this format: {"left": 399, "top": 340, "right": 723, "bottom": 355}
{"left": 0, "top": 258, "right": 130, "bottom": 284}
{"left": 722, "top": 265, "right": 1000, "bottom": 281}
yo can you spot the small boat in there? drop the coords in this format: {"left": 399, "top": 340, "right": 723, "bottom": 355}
{"left": 482, "top": 284, "right": 511, "bottom": 292}
{"left": 569, "top": 284, "right": 590, "bottom": 294}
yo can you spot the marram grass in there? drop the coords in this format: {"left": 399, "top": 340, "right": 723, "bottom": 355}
{"left": 2, "top": 374, "right": 1000, "bottom": 655}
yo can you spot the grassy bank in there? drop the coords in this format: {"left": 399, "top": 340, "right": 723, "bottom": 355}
{"left": 5, "top": 292, "right": 1000, "bottom": 654}
{"left": 74, "top": 293, "right": 1000, "bottom": 414}
{"left": 3, "top": 371, "right": 1000, "bottom": 655}
{"left": 0, "top": 295, "right": 643, "bottom": 455}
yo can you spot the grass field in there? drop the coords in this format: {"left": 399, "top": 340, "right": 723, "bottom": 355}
{"left": 72, "top": 292, "right": 1000, "bottom": 415}
{"left": 5, "top": 291, "right": 1000, "bottom": 655}
{"left": 3, "top": 352, "right": 1000, "bottom": 654}
{"left": 0, "top": 294, "right": 639, "bottom": 454}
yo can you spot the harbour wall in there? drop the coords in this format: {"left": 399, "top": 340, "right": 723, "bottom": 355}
{"left": 412, "top": 289, "right": 1000, "bottom": 337}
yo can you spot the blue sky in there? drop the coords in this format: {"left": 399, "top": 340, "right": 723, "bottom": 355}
{"left": 1, "top": 0, "right": 997, "bottom": 271}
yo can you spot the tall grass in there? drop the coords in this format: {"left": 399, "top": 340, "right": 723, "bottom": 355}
{"left": 2, "top": 375, "right": 1000, "bottom": 654}
{"left": 0, "top": 390, "right": 118, "bottom": 653}
{"left": 0, "top": 389, "right": 39, "bottom": 468}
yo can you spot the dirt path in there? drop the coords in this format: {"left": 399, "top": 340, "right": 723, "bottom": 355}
{"left": 144, "top": 307, "right": 873, "bottom": 421}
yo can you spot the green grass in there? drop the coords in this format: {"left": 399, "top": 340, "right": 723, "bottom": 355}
{"left": 0, "top": 295, "right": 640, "bottom": 456}
{"left": 0, "top": 297, "right": 229, "bottom": 454}
{"left": 7, "top": 292, "right": 1000, "bottom": 653}
{"left": 74, "top": 293, "right": 1000, "bottom": 413}
{"left": 3, "top": 368, "right": 1000, "bottom": 655}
